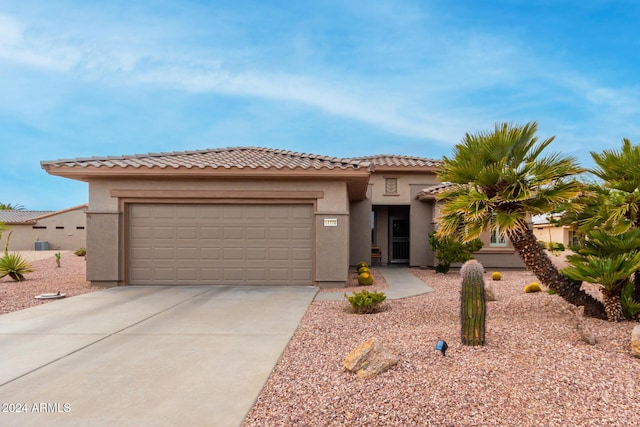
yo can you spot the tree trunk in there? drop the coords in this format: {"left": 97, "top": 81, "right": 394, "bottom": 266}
{"left": 602, "top": 291, "right": 625, "bottom": 322}
{"left": 508, "top": 226, "right": 607, "bottom": 319}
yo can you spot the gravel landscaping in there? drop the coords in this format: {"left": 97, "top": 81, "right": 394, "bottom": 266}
{"left": 0, "top": 251, "right": 106, "bottom": 315}
{"left": 244, "top": 267, "right": 640, "bottom": 426}
{"left": 1, "top": 252, "right": 639, "bottom": 425}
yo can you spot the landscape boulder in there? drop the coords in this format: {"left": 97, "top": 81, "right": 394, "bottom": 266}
{"left": 344, "top": 338, "right": 398, "bottom": 379}
{"left": 632, "top": 325, "right": 640, "bottom": 358}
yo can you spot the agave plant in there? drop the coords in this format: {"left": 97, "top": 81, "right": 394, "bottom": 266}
{"left": 0, "top": 252, "right": 34, "bottom": 281}
{"left": 0, "top": 230, "right": 33, "bottom": 281}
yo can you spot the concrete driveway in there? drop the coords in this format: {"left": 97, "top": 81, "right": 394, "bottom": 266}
{"left": 0, "top": 285, "right": 317, "bottom": 426}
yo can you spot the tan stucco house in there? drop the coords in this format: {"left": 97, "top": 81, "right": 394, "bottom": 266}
{"left": 0, "top": 204, "right": 87, "bottom": 251}
{"left": 41, "top": 147, "right": 523, "bottom": 288}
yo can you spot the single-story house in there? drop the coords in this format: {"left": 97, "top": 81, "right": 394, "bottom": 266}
{"left": 41, "top": 147, "right": 523, "bottom": 288}
{"left": 0, "top": 204, "right": 87, "bottom": 251}
{"left": 532, "top": 214, "right": 580, "bottom": 248}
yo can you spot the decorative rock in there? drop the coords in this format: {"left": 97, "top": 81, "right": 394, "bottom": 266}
{"left": 344, "top": 338, "right": 398, "bottom": 379}
{"left": 485, "top": 281, "right": 497, "bottom": 301}
{"left": 632, "top": 325, "right": 640, "bottom": 358}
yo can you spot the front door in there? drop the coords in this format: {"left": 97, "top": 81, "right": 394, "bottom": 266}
{"left": 389, "top": 217, "right": 409, "bottom": 263}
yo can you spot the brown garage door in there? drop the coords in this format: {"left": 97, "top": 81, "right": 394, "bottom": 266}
{"left": 127, "top": 204, "right": 314, "bottom": 285}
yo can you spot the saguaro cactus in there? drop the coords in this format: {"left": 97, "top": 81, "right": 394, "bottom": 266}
{"left": 460, "top": 259, "right": 486, "bottom": 346}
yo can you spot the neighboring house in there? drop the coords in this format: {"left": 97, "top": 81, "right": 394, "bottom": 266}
{"left": 41, "top": 147, "right": 523, "bottom": 288}
{"left": 0, "top": 205, "right": 88, "bottom": 251}
{"left": 532, "top": 214, "right": 579, "bottom": 248}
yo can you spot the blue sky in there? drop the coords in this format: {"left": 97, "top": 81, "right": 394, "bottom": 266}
{"left": 1, "top": 0, "right": 639, "bottom": 210}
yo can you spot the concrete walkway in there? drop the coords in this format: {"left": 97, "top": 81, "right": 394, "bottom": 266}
{"left": 315, "top": 266, "right": 434, "bottom": 301}
{"left": 0, "top": 285, "right": 317, "bottom": 427}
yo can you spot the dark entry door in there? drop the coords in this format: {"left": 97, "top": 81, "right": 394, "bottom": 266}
{"left": 390, "top": 217, "right": 409, "bottom": 263}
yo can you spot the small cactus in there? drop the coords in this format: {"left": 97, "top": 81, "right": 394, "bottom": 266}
{"left": 356, "top": 262, "right": 369, "bottom": 270}
{"left": 358, "top": 266, "right": 371, "bottom": 275}
{"left": 358, "top": 271, "right": 374, "bottom": 286}
{"left": 524, "top": 282, "right": 542, "bottom": 293}
{"left": 460, "top": 260, "right": 486, "bottom": 346}
{"left": 491, "top": 271, "right": 502, "bottom": 281}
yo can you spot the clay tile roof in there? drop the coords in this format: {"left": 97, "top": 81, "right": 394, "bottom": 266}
{"left": 349, "top": 154, "right": 442, "bottom": 168}
{"left": 0, "top": 210, "right": 55, "bottom": 224}
{"left": 41, "top": 147, "right": 370, "bottom": 171}
{"left": 416, "top": 182, "right": 457, "bottom": 201}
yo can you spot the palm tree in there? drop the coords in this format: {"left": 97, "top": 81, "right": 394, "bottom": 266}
{"left": 437, "top": 121, "right": 606, "bottom": 319}
{"left": 563, "top": 229, "right": 640, "bottom": 321}
{"left": 0, "top": 203, "right": 25, "bottom": 210}
{"left": 589, "top": 138, "right": 640, "bottom": 301}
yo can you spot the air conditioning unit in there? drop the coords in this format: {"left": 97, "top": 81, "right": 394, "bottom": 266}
{"left": 34, "top": 241, "right": 49, "bottom": 251}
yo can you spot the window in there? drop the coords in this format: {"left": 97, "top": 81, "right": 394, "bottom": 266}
{"left": 76, "top": 226, "right": 85, "bottom": 230}
{"left": 384, "top": 178, "right": 398, "bottom": 195}
{"left": 490, "top": 229, "right": 508, "bottom": 247}
{"left": 56, "top": 226, "right": 64, "bottom": 229}
{"left": 32, "top": 226, "right": 46, "bottom": 229}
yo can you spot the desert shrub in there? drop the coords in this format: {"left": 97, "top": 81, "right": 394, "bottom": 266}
{"left": 434, "top": 264, "right": 450, "bottom": 274}
{"left": 74, "top": 248, "right": 87, "bottom": 256}
{"left": 524, "top": 282, "right": 542, "bottom": 293}
{"left": 429, "top": 232, "right": 483, "bottom": 274}
{"left": 345, "top": 289, "right": 386, "bottom": 314}
{"left": 491, "top": 272, "right": 502, "bottom": 281}
{"left": 537, "top": 240, "right": 547, "bottom": 249}
{"left": 0, "top": 230, "right": 33, "bottom": 281}
{"left": 546, "top": 241, "right": 565, "bottom": 252}
{"left": 358, "top": 271, "right": 374, "bottom": 286}
{"left": 547, "top": 288, "right": 557, "bottom": 295}
{"left": 621, "top": 281, "right": 640, "bottom": 319}
{"left": 0, "top": 253, "right": 33, "bottom": 281}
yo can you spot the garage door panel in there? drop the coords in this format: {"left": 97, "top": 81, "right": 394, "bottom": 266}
{"left": 223, "top": 248, "right": 244, "bottom": 260}
{"left": 269, "top": 248, "right": 289, "bottom": 260}
{"left": 154, "top": 227, "right": 175, "bottom": 239}
{"left": 201, "top": 248, "right": 222, "bottom": 260}
{"left": 223, "top": 227, "right": 244, "bottom": 239}
{"left": 292, "top": 248, "right": 312, "bottom": 261}
{"left": 246, "top": 227, "right": 267, "bottom": 239}
{"left": 176, "top": 226, "right": 198, "bottom": 238}
{"left": 176, "top": 248, "right": 197, "bottom": 259}
{"left": 292, "top": 227, "right": 312, "bottom": 240}
{"left": 292, "top": 269, "right": 312, "bottom": 281}
{"left": 201, "top": 227, "right": 221, "bottom": 239}
{"left": 246, "top": 248, "right": 267, "bottom": 260}
{"left": 128, "top": 204, "right": 313, "bottom": 285}
{"left": 269, "top": 228, "right": 290, "bottom": 239}
{"left": 152, "top": 206, "right": 175, "bottom": 218}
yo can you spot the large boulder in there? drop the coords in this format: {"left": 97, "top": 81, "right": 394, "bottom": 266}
{"left": 344, "top": 338, "right": 398, "bottom": 379}
{"left": 632, "top": 325, "right": 640, "bottom": 358}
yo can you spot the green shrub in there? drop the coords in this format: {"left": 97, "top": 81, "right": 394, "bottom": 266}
{"left": 358, "top": 271, "right": 374, "bottom": 286}
{"left": 74, "top": 248, "right": 87, "bottom": 256}
{"left": 537, "top": 240, "right": 547, "bottom": 249}
{"left": 491, "top": 272, "right": 502, "bottom": 281}
{"left": 555, "top": 242, "right": 565, "bottom": 251}
{"left": 546, "top": 288, "right": 557, "bottom": 295}
{"left": 524, "top": 282, "right": 542, "bottom": 293}
{"left": 345, "top": 289, "right": 386, "bottom": 314}
{"left": 434, "top": 264, "right": 450, "bottom": 274}
{"left": 429, "top": 232, "right": 483, "bottom": 274}
{"left": 356, "top": 261, "right": 368, "bottom": 270}
{"left": 0, "top": 252, "right": 33, "bottom": 281}
{"left": 621, "top": 281, "right": 640, "bottom": 319}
